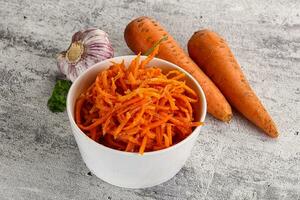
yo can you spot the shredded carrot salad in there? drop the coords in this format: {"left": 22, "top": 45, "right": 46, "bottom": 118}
{"left": 75, "top": 46, "right": 203, "bottom": 154}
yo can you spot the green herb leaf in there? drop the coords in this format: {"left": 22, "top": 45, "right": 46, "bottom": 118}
{"left": 47, "top": 79, "right": 72, "bottom": 112}
{"left": 144, "top": 35, "right": 168, "bottom": 56}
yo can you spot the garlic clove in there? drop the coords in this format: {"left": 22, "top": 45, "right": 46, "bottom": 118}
{"left": 57, "top": 53, "right": 68, "bottom": 76}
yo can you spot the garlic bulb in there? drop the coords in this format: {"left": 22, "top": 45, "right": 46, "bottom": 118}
{"left": 57, "top": 28, "right": 114, "bottom": 82}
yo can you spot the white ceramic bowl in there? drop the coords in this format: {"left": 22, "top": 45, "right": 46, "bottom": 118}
{"left": 67, "top": 56, "right": 207, "bottom": 188}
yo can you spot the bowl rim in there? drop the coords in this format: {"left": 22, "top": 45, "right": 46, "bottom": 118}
{"left": 67, "top": 55, "right": 207, "bottom": 156}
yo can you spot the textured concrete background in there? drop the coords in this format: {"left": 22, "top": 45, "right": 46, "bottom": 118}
{"left": 0, "top": 0, "right": 299, "bottom": 199}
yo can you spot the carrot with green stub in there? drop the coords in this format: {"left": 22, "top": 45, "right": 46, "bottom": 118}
{"left": 188, "top": 29, "right": 278, "bottom": 137}
{"left": 124, "top": 16, "right": 232, "bottom": 122}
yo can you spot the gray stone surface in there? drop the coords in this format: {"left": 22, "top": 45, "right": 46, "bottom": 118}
{"left": 0, "top": 0, "right": 299, "bottom": 199}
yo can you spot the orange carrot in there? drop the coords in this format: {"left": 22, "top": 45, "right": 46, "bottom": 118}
{"left": 124, "top": 16, "right": 232, "bottom": 122}
{"left": 75, "top": 97, "right": 85, "bottom": 124}
{"left": 188, "top": 29, "right": 278, "bottom": 137}
{"left": 125, "top": 142, "right": 135, "bottom": 152}
{"left": 139, "top": 136, "right": 148, "bottom": 154}
{"left": 167, "top": 124, "right": 172, "bottom": 145}
{"left": 163, "top": 134, "right": 170, "bottom": 147}
{"left": 90, "top": 128, "right": 98, "bottom": 141}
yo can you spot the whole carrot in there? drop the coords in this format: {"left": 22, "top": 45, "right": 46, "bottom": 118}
{"left": 188, "top": 30, "right": 278, "bottom": 137}
{"left": 124, "top": 16, "right": 232, "bottom": 122}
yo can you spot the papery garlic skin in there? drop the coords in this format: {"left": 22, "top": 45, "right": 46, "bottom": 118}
{"left": 57, "top": 28, "right": 114, "bottom": 82}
